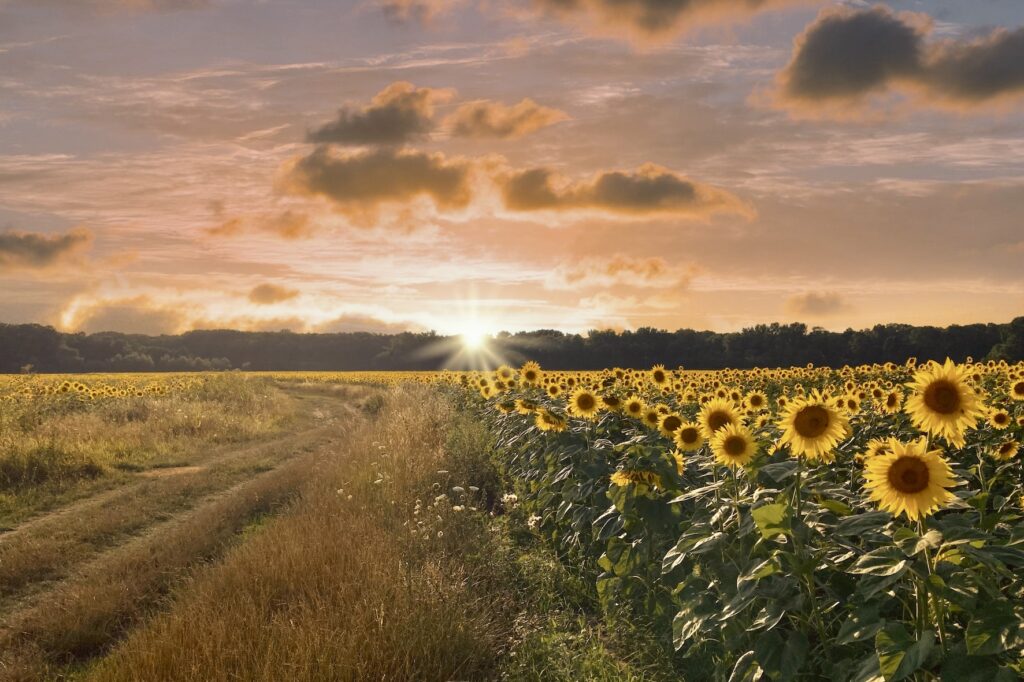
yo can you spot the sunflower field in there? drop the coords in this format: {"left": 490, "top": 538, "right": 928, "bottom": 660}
{"left": 461, "top": 359, "right": 1024, "bottom": 681}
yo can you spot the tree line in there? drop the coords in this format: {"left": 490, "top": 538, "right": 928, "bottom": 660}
{"left": 0, "top": 318, "right": 1021, "bottom": 374}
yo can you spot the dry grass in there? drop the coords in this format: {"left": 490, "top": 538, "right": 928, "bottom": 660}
{"left": 0, "top": 374, "right": 294, "bottom": 524}
{"left": 0, "top": 387, "right": 378, "bottom": 681}
{"left": 85, "top": 385, "right": 512, "bottom": 682}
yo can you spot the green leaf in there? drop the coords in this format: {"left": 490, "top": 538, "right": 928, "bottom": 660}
{"left": 752, "top": 503, "right": 791, "bottom": 540}
{"left": 821, "top": 498, "right": 854, "bottom": 516}
{"left": 727, "top": 651, "right": 761, "bottom": 682}
{"left": 755, "top": 629, "right": 808, "bottom": 682}
{"left": 850, "top": 548, "right": 909, "bottom": 576}
{"left": 875, "top": 625, "right": 934, "bottom": 681}
{"left": 965, "top": 601, "right": 1024, "bottom": 655}
{"left": 672, "top": 596, "right": 717, "bottom": 650}
{"left": 837, "top": 605, "right": 884, "bottom": 645}
{"left": 836, "top": 511, "right": 891, "bottom": 537}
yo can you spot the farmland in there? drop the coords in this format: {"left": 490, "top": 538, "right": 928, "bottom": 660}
{"left": 0, "top": 360, "right": 1022, "bottom": 680}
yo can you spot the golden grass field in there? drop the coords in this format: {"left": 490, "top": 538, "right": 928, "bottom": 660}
{"left": 0, "top": 361, "right": 1022, "bottom": 680}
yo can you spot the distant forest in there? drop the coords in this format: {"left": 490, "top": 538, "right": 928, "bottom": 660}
{"left": 0, "top": 318, "right": 1021, "bottom": 373}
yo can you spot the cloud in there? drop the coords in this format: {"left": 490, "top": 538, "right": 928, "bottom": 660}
{"left": 500, "top": 163, "right": 751, "bottom": 218}
{"left": 546, "top": 255, "right": 697, "bottom": 290}
{"left": 248, "top": 283, "right": 300, "bottom": 305}
{"left": 307, "top": 81, "right": 454, "bottom": 146}
{"left": 784, "top": 291, "right": 851, "bottom": 317}
{"left": 529, "top": 0, "right": 807, "bottom": 42}
{"left": 772, "top": 5, "right": 1024, "bottom": 115}
{"left": 316, "top": 313, "right": 422, "bottom": 334}
{"left": 206, "top": 210, "right": 315, "bottom": 240}
{"left": 376, "top": 0, "right": 463, "bottom": 24}
{"left": 0, "top": 228, "right": 92, "bottom": 271}
{"left": 62, "top": 295, "right": 188, "bottom": 335}
{"left": 447, "top": 98, "right": 569, "bottom": 139}
{"left": 279, "top": 146, "right": 474, "bottom": 219}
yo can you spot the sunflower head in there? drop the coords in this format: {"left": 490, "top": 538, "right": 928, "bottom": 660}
{"left": 567, "top": 388, "right": 600, "bottom": 420}
{"left": 863, "top": 438, "right": 958, "bottom": 521}
{"left": 520, "top": 361, "right": 542, "bottom": 386}
{"left": 993, "top": 439, "right": 1019, "bottom": 461}
{"left": 601, "top": 394, "right": 623, "bottom": 412}
{"left": 650, "top": 364, "right": 669, "bottom": 386}
{"left": 988, "top": 408, "right": 1011, "bottom": 430}
{"left": 1010, "top": 378, "right": 1024, "bottom": 402}
{"left": 710, "top": 423, "right": 758, "bottom": 469}
{"left": 673, "top": 422, "right": 704, "bottom": 452}
{"left": 904, "top": 359, "right": 985, "bottom": 448}
{"left": 624, "top": 395, "right": 646, "bottom": 418}
{"left": 699, "top": 397, "right": 740, "bottom": 439}
{"left": 777, "top": 391, "right": 848, "bottom": 462}
{"left": 658, "top": 412, "right": 684, "bottom": 439}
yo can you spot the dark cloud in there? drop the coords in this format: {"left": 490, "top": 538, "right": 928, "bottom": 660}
{"left": 925, "top": 27, "right": 1024, "bottom": 104}
{"left": 500, "top": 163, "right": 750, "bottom": 218}
{"left": 447, "top": 98, "right": 569, "bottom": 139}
{"left": 307, "top": 82, "right": 453, "bottom": 146}
{"left": 775, "top": 6, "right": 1024, "bottom": 113}
{"left": 248, "top": 283, "right": 300, "bottom": 305}
{"left": 531, "top": 0, "right": 805, "bottom": 41}
{"left": 317, "top": 313, "right": 421, "bottom": 334}
{"left": 784, "top": 291, "right": 851, "bottom": 317}
{"left": 280, "top": 147, "right": 474, "bottom": 217}
{"left": 0, "top": 228, "right": 92, "bottom": 271}
{"left": 72, "top": 296, "right": 186, "bottom": 335}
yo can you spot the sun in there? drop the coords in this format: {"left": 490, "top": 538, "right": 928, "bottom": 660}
{"left": 460, "top": 323, "right": 490, "bottom": 351}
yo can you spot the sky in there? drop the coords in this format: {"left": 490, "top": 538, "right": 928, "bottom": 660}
{"left": 0, "top": 0, "right": 1022, "bottom": 337}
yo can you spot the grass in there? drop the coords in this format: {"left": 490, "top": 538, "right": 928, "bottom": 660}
{"left": 0, "top": 374, "right": 294, "bottom": 525}
{"left": 2, "top": 380, "right": 683, "bottom": 681}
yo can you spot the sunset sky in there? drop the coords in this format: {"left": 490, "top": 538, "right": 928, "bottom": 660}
{"left": 1, "top": 0, "right": 1022, "bottom": 337}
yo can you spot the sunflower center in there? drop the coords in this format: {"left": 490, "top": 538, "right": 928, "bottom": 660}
{"left": 793, "top": 405, "right": 830, "bottom": 439}
{"left": 524, "top": 370, "right": 537, "bottom": 382}
{"left": 653, "top": 371, "right": 665, "bottom": 383}
{"left": 1012, "top": 380, "right": 1024, "bottom": 396}
{"left": 679, "top": 427, "right": 699, "bottom": 444}
{"left": 887, "top": 456, "right": 930, "bottom": 494}
{"left": 576, "top": 394, "right": 596, "bottom": 411}
{"left": 886, "top": 394, "right": 898, "bottom": 407}
{"left": 707, "top": 410, "right": 732, "bottom": 432}
{"left": 750, "top": 396, "right": 763, "bottom": 407}
{"left": 723, "top": 435, "right": 747, "bottom": 457}
{"left": 662, "top": 415, "right": 682, "bottom": 432}
{"left": 628, "top": 403, "right": 641, "bottom": 414}
{"left": 999, "top": 442, "right": 1014, "bottom": 456}
{"left": 994, "top": 413, "right": 1008, "bottom": 425}
{"left": 923, "top": 380, "right": 960, "bottom": 415}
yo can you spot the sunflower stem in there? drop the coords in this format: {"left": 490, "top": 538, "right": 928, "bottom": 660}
{"left": 918, "top": 518, "right": 948, "bottom": 654}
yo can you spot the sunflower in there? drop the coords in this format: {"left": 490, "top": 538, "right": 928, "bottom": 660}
{"left": 863, "top": 438, "right": 958, "bottom": 521}
{"left": 610, "top": 469, "right": 662, "bottom": 489}
{"left": 988, "top": 408, "right": 1011, "bottom": 430}
{"left": 601, "top": 394, "right": 623, "bottom": 412}
{"left": 650, "top": 364, "right": 670, "bottom": 387}
{"left": 534, "top": 408, "right": 567, "bottom": 433}
{"left": 993, "top": 439, "right": 1020, "bottom": 461}
{"left": 673, "top": 422, "right": 704, "bottom": 452}
{"left": 777, "top": 392, "right": 849, "bottom": 461}
{"left": 1011, "top": 378, "right": 1024, "bottom": 402}
{"left": 546, "top": 383, "right": 563, "bottom": 398}
{"left": 642, "top": 407, "right": 662, "bottom": 430}
{"left": 658, "top": 412, "right": 684, "bottom": 439}
{"left": 520, "top": 361, "right": 542, "bottom": 386}
{"left": 515, "top": 398, "right": 538, "bottom": 415}
{"left": 568, "top": 388, "right": 600, "bottom": 420}
{"left": 699, "top": 397, "right": 740, "bottom": 439}
{"left": 904, "top": 358, "right": 986, "bottom": 447}
{"left": 880, "top": 390, "right": 903, "bottom": 414}
{"left": 624, "top": 395, "right": 646, "bottom": 419}
{"left": 744, "top": 391, "right": 768, "bottom": 412}
{"left": 863, "top": 438, "right": 892, "bottom": 460}
{"left": 710, "top": 423, "right": 758, "bottom": 469}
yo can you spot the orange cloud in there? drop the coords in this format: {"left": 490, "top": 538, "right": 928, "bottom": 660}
{"left": 784, "top": 291, "right": 851, "bottom": 317}
{"left": 61, "top": 295, "right": 189, "bottom": 335}
{"left": 547, "top": 255, "right": 697, "bottom": 290}
{"left": 307, "top": 81, "right": 454, "bottom": 146}
{"left": 447, "top": 98, "right": 569, "bottom": 139}
{"left": 279, "top": 146, "right": 474, "bottom": 219}
{"left": 0, "top": 228, "right": 93, "bottom": 271}
{"left": 248, "top": 283, "right": 300, "bottom": 305}
{"left": 376, "top": 0, "right": 464, "bottom": 23}
{"left": 770, "top": 5, "right": 1024, "bottom": 116}
{"left": 206, "top": 210, "right": 315, "bottom": 240}
{"left": 500, "top": 163, "right": 751, "bottom": 219}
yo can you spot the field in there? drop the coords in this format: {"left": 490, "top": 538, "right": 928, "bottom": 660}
{"left": 1, "top": 361, "right": 1022, "bottom": 681}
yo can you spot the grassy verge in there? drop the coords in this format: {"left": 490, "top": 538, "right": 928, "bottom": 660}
{"left": 80, "top": 385, "right": 678, "bottom": 681}
{"left": 0, "top": 374, "right": 295, "bottom": 526}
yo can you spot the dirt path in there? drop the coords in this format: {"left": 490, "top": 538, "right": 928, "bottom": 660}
{"left": 0, "top": 383, "right": 378, "bottom": 678}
